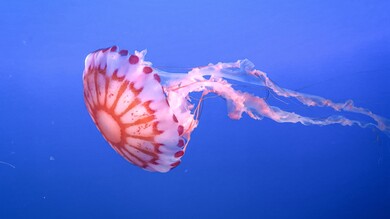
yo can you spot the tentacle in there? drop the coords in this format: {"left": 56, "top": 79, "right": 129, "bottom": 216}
{"left": 243, "top": 61, "right": 390, "bottom": 136}
{"left": 164, "top": 59, "right": 389, "bottom": 137}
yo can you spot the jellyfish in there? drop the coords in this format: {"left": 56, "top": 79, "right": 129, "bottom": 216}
{"left": 83, "top": 46, "right": 390, "bottom": 173}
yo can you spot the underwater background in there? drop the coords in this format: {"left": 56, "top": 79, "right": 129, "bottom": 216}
{"left": 1, "top": 0, "right": 389, "bottom": 218}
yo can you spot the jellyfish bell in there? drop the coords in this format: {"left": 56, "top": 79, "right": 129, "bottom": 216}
{"left": 83, "top": 46, "right": 390, "bottom": 173}
{"left": 83, "top": 47, "right": 189, "bottom": 173}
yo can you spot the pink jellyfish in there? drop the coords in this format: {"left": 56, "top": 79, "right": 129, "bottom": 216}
{"left": 83, "top": 46, "right": 390, "bottom": 173}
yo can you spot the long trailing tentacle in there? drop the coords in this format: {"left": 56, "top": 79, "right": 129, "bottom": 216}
{"left": 243, "top": 60, "right": 390, "bottom": 136}
{"left": 171, "top": 59, "right": 389, "bottom": 137}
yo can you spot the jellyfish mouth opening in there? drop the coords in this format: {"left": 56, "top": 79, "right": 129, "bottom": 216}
{"left": 95, "top": 110, "right": 121, "bottom": 144}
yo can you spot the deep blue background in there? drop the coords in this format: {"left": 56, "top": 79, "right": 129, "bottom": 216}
{"left": 1, "top": 0, "right": 389, "bottom": 218}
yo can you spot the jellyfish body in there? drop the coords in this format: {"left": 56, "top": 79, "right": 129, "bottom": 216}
{"left": 83, "top": 46, "right": 390, "bottom": 172}
{"left": 83, "top": 47, "right": 190, "bottom": 172}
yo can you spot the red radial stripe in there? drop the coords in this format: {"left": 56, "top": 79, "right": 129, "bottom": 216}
{"left": 111, "top": 69, "right": 125, "bottom": 81}
{"left": 143, "top": 100, "right": 156, "bottom": 114}
{"left": 152, "top": 122, "right": 164, "bottom": 135}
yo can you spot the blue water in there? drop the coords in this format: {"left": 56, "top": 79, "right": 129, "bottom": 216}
{"left": 1, "top": 0, "right": 389, "bottom": 218}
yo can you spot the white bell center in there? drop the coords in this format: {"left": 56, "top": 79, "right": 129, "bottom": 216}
{"left": 95, "top": 110, "right": 121, "bottom": 143}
